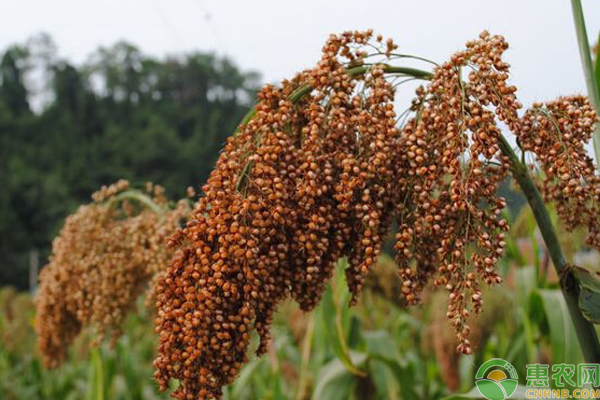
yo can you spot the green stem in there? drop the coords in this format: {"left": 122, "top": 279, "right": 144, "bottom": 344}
{"left": 109, "top": 190, "right": 163, "bottom": 215}
{"left": 498, "top": 135, "right": 600, "bottom": 364}
{"left": 570, "top": 0, "right": 600, "bottom": 165}
{"left": 235, "top": 65, "right": 432, "bottom": 134}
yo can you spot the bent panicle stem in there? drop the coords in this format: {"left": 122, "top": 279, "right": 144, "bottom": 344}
{"left": 235, "top": 64, "right": 433, "bottom": 135}
{"left": 498, "top": 134, "right": 600, "bottom": 365}
{"left": 109, "top": 190, "right": 164, "bottom": 215}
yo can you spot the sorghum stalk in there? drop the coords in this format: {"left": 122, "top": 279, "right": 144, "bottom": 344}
{"left": 498, "top": 134, "right": 600, "bottom": 365}
{"left": 570, "top": 0, "right": 600, "bottom": 164}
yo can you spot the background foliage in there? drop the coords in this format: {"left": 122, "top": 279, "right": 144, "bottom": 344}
{"left": 0, "top": 34, "right": 258, "bottom": 289}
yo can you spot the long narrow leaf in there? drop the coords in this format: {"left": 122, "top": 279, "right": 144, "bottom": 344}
{"left": 595, "top": 29, "right": 600, "bottom": 97}
{"left": 86, "top": 347, "right": 105, "bottom": 400}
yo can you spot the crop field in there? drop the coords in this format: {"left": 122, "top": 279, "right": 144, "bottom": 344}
{"left": 2, "top": 2, "right": 600, "bottom": 400}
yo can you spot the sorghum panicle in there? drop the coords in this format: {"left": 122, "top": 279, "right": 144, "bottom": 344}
{"left": 153, "top": 31, "right": 400, "bottom": 400}
{"left": 396, "top": 32, "right": 517, "bottom": 353}
{"left": 519, "top": 96, "right": 600, "bottom": 248}
{"left": 35, "top": 180, "right": 190, "bottom": 368}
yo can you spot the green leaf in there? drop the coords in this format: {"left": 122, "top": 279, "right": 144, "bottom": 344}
{"left": 579, "top": 287, "right": 600, "bottom": 324}
{"left": 516, "top": 267, "right": 537, "bottom": 313}
{"left": 116, "top": 340, "right": 142, "bottom": 400}
{"left": 363, "top": 331, "right": 400, "bottom": 400}
{"left": 319, "top": 263, "right": 365, "bottom": 377}
{"left": 363, "top": 330, "right": 419, "bottom": 399}
{"left": 595, "top": 29, "right": 600, "bottom": 97}
{"left": 369, "top": 360, "right": 398, "bottom": 400}
{"left": 231, "top": 359, "right": 265, "bottom": 399}
{"left": 514, "top": 266, "right": 541, "bottom": 362}
{"left": 571, "top": 265, "right": 600, "bottom": 323}
{"left": 321, "top": 286, "right": 353, "bottom": 369}
{"left": 572, "top": 265, "right": 600, "bottom": 292}
{"left": 86, "top": 347, "right": 105, "bottom": 400}
{"left": 533, "top": 290, "right": 583, "bottom": 365}
{"left": 311, "top": 353, "right": 366, "bottom": 400}
{"left": 441, "top": 385, "right": 559, "bottom": 399}
{"left": 270, "top": 372, "right": 288, "bottom": 400}
{"left": 102, "top": 347, "right": 116, "bottom": 398}
{"left": 363, "top": 330, "right": 399, "bottom": 360}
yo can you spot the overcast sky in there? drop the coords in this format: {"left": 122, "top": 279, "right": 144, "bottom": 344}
{"left": 1, "top": 0, "right": 599, "bottom": 107}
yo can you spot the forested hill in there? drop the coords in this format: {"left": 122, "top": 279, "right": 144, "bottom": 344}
{"left": 0, "top": 34, "right": 259, "bottom": 289}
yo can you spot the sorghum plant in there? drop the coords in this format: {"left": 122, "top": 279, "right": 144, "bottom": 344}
{"left": 520, "top": 97, "right": 600, "bottom": 246}
{"left": 35, "top": 180, "right": 190, "bottom": 368}
{"left": 153, "top": 30, "right": 600, "bottom": 399}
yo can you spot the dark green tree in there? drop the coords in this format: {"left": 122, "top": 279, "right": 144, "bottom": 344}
{"left": 0, "top": 46, "right": 30, "bottom": 116}
{"left": 0, "top": 35, "right": 259, "bottom": 289}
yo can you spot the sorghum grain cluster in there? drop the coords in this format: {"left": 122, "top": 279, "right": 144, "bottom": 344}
{"left": 518, "top": 97, "right": 600, "bottom": 248}
{"left": 153, "top": 31, "right": 401, "bottom": 400}
{"left": 395, "top": 32, "right": 516, "bottom": 353}
{"left": 36, "top": 180, "right": 190, "bottom": 368}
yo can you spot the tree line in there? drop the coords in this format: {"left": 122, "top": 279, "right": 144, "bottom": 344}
{"left": 0, "top": 34, "right": 259, "bottom": 289}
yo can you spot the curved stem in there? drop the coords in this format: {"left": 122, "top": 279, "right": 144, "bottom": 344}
{"left": 498, "top": 135, "right": 600, "bottom": 364}
{"left": 235, "top": 64, "right": 432, "bottom": 134}
{"left": 109, "top": 190, "right": 163, "bottom": 215}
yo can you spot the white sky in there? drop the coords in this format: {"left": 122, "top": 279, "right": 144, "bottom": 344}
{"left": 0, "top": 0, "right": 599, "bottom": 108}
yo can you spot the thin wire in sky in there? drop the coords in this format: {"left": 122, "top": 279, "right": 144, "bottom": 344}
{"left": 197, "top": 0, "right": 228, "bottom": 54}
{"left": 148, "top": 0, "right": 186, "bottom": 49}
